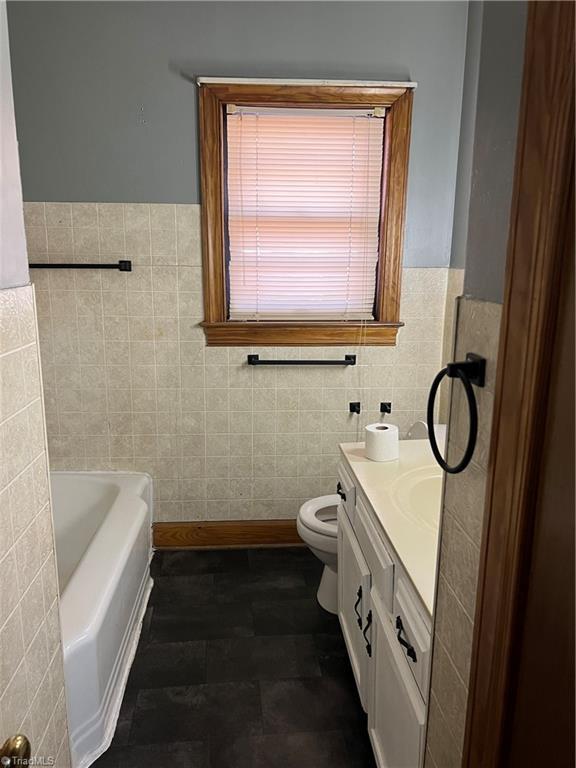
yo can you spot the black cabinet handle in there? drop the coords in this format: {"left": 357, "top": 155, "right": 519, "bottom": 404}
{"left": 396, "top": 616, "right": 417, "bottom": 663}
{"left": 336, "top": 481, "right": 346, "bottom": 502}
{"left": 354, "top": 587, "right": 362, "bottom": 628}
{"left": 363, "top": 610, "right": 373, "bottom": 657}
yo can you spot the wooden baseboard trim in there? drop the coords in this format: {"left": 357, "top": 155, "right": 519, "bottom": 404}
{"left": 153, "top": 519, "right": 303, "bottom": 549}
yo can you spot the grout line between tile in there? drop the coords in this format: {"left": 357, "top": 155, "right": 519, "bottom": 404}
{"left": 0, "top": 395, "right": 43, "bottom": 430}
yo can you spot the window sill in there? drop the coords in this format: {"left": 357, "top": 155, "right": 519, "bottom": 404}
{"left": 201, "top": 321, "right": 403, "bottom": 346}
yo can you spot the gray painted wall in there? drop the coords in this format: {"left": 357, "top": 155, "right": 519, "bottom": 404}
{"left": 1, "top": 0, "right": 28, "bottom": 289}
{"left": 7, "top": 1, "right": 468, "bottom": 268}
{"left": 449, "top": 0, "right": 483, "bottom": 269}
{"left": 462, "top": 0, "right": 527, "bottom": 301}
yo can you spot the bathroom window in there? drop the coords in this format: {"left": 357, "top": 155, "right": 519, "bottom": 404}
{"left": 198, "top": 79, "right": 414, "bottom": 345}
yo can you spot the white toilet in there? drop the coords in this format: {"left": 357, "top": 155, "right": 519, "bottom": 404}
{"left": 297, "top": 494, "right": 340, "bottom": 614}
{"left": 297, "top": 422, "right": 447, "bottom": 615}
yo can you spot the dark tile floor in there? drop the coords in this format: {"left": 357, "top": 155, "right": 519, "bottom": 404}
{"left": 94, "top": 547, "right": 376, "bottom": 768}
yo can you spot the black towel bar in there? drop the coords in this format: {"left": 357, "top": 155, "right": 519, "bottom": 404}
{"left": 247, "top": 354, "right": 356, "bottom": 366}
{"left": 29, "top": 260, "right": 132, "bottom": 271}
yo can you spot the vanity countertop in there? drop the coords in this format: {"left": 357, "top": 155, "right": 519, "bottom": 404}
{"left": 339, "top": 440, "right": 443, "bottom": 616}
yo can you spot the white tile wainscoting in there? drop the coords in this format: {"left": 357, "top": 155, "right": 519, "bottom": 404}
{"left": 0, "top": 284, "right": 70, "bottom": 767}
{"left": 425, "top": 298, "right": 502, "bottom": 768}
{"left": 25, "top": 202, "right": 455, "bottom": 523}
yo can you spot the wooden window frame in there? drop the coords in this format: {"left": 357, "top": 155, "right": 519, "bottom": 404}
{"left": 198, "top": 80, "right": 414, "bottom": 346}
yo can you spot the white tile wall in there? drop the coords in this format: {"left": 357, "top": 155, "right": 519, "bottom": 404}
{"left": 426, "top": 297, "right": 502, "bottom": 768}
{"left": 439, "top": 268, "right": 465, "bottom": 421}
{"left": 0, "top": 284, "right": 70, "bottom": 767}
{"left": 26, "top": 202, "right": 449, "bottom": 522}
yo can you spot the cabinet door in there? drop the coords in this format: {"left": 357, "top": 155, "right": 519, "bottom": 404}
{"left": 338, "top": 506, "right": 372, "bottom": 711}
{"left": 369, "top": 592, "right": 426, "bottom": 768}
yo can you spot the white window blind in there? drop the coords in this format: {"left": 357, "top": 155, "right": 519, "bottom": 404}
{"left": 225, "top": 107, "right": 385, "bottom": 321}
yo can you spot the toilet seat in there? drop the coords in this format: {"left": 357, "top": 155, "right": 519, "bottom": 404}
{"left": 298, "top": 494, "right": 339, "bottom": 538}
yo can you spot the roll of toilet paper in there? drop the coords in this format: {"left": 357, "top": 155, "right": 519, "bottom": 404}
{"left": 365, "top": 423, "right": 400, "bottom": 462}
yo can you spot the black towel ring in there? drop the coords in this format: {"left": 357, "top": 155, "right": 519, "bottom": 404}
{"left": 426, "top": 353, "right": 487, "bottom": 474}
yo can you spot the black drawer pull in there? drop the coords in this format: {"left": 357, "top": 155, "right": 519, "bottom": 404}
{"left": 363, "top": 610, "right": 372, "bottom": 657}
{"left": 354, "top": 586, "right": 362, "bottom": 628}
{"left": 336, "top": 481, "right": 346, "bottom": 502}
{"left": 396, "top": 616, "right": 417, "bottom": 662}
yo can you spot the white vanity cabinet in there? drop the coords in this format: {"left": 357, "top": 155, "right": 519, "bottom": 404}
{"left": 337, "top": 506, "right": 372, "bottom": 710}
{"left": 336, "top": 445, "right": 437, "bottom": 768}
{"left": 369, "top": 591, "right": 426, "bottom": 768}
{"left": 337, "top": 461, "right": 357, "bottom": 524}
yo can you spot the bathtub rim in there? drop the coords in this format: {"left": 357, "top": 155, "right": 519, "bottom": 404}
{"left": 50, "top": 469, "right": 153, "bottom": 518}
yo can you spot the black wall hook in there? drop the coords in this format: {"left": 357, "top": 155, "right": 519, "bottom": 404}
{"left": 349, "top": 402, "right": 361, "bottom": 414}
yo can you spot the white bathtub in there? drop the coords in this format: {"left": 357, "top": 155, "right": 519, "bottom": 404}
{"left": 51, "top": 471, "right": 153, "bottom": 768}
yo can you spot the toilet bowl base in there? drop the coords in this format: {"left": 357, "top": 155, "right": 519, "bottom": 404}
{"left": 317, "top": 564, "right": 338, "bottom": 614}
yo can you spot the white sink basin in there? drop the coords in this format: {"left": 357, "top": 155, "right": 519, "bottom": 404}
{"left": 390, "top": 465, "right": 443, "bottom": 532}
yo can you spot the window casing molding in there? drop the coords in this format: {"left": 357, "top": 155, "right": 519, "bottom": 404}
{"left": 198, "top": 81, "right": 415, "bottom": 346}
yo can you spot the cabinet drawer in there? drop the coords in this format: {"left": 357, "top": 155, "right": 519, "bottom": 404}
{"left": 355, "top": 496, "right": 394, "bottom": 615}
{"left": 337, "top": 462, "right": 356, "bottom": 524}
{"left": 393, "top": 577, "right": 431, "bottom": 700}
